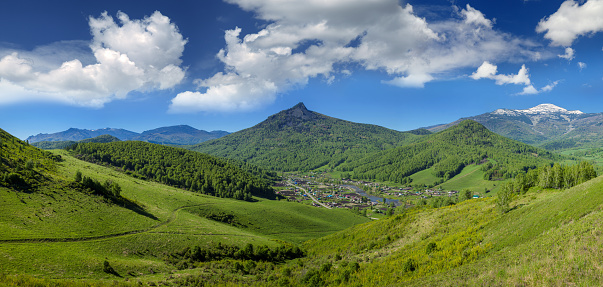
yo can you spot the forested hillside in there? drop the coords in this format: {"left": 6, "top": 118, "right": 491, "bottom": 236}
{"left": 0, "top": 128, "right": 62, "bottom": 189}
{"left": 70, "top": 141, "right": 276, "bottom": 200}
{"left": 32, "top": 134, "right": 121, "bottom": 150}
{"left": 339, "top": 120, "right": 561, "bottom": 184}
{"left": 191, "top": 103, "right": 423, "bottom": 171}
{"left": 427, "top": 104, "right": 603, "bottom": 150}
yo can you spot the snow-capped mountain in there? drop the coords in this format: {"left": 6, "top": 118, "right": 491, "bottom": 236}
{"left": 492, "top": 104, "right": 584, "bottom": 116}
{"left": 427, "top": 104, "right": 602, "bottom": 149}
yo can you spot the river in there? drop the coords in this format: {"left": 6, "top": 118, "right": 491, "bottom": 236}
{"left": 343, "top": 185, "right": 401, "bottom": 206}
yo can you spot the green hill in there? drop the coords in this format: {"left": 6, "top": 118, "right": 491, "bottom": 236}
{"left": 190, "top": 103, "right": 423, "bottom": 171}
{"left": 3, "top": 123, "right": 603, "bottom": 286}
{"left": 0, "top": 128, "right": 62, "bottom": 190}
{"left": 277, "top": 175, "right": 603, "bottom": 286}
{"left": 339, "top": 120, "right": 561, "bottom": 185}
{"left": 0, "top": 128, "right": 369, "bottom": 284}
{"left": 69, "top": 141, "right": 276, "bottom": 200}
{"left": 32, "top": 134, "right": 121, "bottom": 150}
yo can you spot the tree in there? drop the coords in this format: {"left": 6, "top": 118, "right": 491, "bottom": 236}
{"left": 460, "top": 189, "right": 472, "bottom": 201}
{"left": 74, "top": 170, "right": 82, "bottom": 183}
{"left": 497, "top": 183, "right": 512, "bottom": 214}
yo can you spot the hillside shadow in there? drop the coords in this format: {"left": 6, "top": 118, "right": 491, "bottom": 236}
{"left": 112, "top": 197, "right": 158, "bottom": 221}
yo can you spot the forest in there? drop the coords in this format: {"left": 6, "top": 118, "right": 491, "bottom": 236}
{"left": 339, "top": 120, "right": 561, "bottom": 184}
{"left": 69, "top": 141, "right": 276, "bottom": 200}
{"left": 192, "top": 103, "right": 422, "bottom": 171}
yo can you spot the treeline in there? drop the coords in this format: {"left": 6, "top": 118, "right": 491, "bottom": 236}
{"left": 502, "top": 161, "right": 597, "bottom": 194}
{"left": 69, "top": 141, "right": 275, "bottom": 200}
{"left": 339, "top": 120, "right": 560, "bottom": 184}
{"left": 33, "top": 134, "right": 121, "bottom": 150}
{"left": 497, "top": 162, "right": 597, "bottom": 214}
{"left": 74, "top": 170, "right": 122, "bottom": 199}
{"left": 166, "top": 243, "right": 305, "bottom": 270}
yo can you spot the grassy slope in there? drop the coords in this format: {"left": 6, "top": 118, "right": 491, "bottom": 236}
{"left": 438, "top": 163, "right": 507, "bottom": 194}
{"left": 283, "top": 175, "right": 603, "bottom": 286}
{"left": 0, "top": 150, "right": 369, "bottom": 280}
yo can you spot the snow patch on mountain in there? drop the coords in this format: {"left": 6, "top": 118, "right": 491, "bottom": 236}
{"left": 493, "top": 104, "right": 583, "bottom": 116}
{"left": 517, "top": 104, "right": 583, "bottom": 115}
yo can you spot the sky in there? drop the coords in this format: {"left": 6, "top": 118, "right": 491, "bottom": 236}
{"left": 0, "top": 0, "right": 601, "bottom": 139}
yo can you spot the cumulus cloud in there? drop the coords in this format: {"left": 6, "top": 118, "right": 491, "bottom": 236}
{"left": 470, "top": 61, "right": 531, "bottom": 86}
{"left": 578, "top": 61, "right": 587, "bottom": 70}
{"left": 518, "top": 85, "right": 539, "bottom": 95}
{"left": 470, "top": 61, "right": 558, "bottom": 95}
{"left": 383, "top": 74, "right": 434, "bottom": 88}
{"left": 0, "top": 11, "right": 187, "bottom": 107}
{"left": 536, "top": 0, "right": 603, "bottom": 47}
{"left": 517, "top": 81, "right": 560, "bottom": 95}
{"left": 170, "top": 1, "right": 543, "bottom": 112}
{"left": 558, "top": 47, "right": 575, "bottom": 60}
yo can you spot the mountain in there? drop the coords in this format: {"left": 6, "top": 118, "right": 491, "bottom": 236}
{"left": 190, "top": 102, "right": 424, "bottom": 171}
{"left": 27, "top": 128, "right": 138, "bottom": 143}
{"left": 427, "top": 104, "right": 602, "bottom": 148}
{"left": 134, "top": 125, "right": 229, "bottom": 145}
{"left": 340, "top": 120, "right": 560, "bottom": 184}
{"left": 31, "top": 134, "right": 121, "bottom": 150}
{"left": 27, "top": 125, "right": 229, "bottom": 146}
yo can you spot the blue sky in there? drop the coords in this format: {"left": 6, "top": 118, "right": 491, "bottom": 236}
{"left": 0, "top": 0, "right": 601, "bottom": 139}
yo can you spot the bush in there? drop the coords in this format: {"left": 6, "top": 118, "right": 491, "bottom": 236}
{"left": 426, "top": 242, "right": 437, "bottom": 254}
{"left": 102, "top": 260, "right": 119, "bottom": 276}
{"left": 403, "top": 258, "right": 417, "bottom": 272}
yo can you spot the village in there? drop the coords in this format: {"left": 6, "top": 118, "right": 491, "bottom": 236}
{"left": 273, "top": 171, "right": 479, "bottom": 216}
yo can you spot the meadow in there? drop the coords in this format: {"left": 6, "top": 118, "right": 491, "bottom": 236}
{"left": 0, "top": 150, "right": 369, "bottom": 283}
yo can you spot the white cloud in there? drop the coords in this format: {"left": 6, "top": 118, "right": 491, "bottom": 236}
{"left": 578, "top": 61, "right": 587, "bottom": 70}
{"left": 470, "top": 61, "right": 498, "bottom": 80}
{"left": 541, "top": 80, "right": 560, "bottom": 92}
{"left": 518, "top": 85, "right": 539, "bottom": 95}
{"left": 171, "top": 1, "right": 543, "bottom": 112}
{"left": 383, "top": 74, "right": 434, "bottom": 88}
{"left": 558, "top": 47, "right": 575, "bottom": 60}
{"left": 470, "top": 61, "right": 559, "bottom": 95}
{"left": 0, "top": 11, "right": 187, "bottom": 107}
{"left": 461, "top": 4, "right": 493, "bottom": 28}
{"left": 170, "top": 73, "right": 278, "bottom": 113}
{"left": 470, "top": 61, "right": 531, "bottom": 86}
{"left": 536, "top": 0, "right": 603, "bottom": 47}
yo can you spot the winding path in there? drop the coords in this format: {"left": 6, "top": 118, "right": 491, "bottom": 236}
{"left": 0, "top": 203, "right": 250, "bottom": 244}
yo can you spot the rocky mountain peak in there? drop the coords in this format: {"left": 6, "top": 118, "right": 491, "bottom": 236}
{"left": 518, "top": 104, "right": 583, "bottom": 115}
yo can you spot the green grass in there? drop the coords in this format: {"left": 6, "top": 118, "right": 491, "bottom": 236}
{"left": 178, "top": 174, "right": 603, "bottom": 286}
{"left": 438, "top": 163, "right": 506, "bottom": 195}
{"left": 409, "top": 168, "right": 440, "bottom": 186}
{"left": 0, "top": 150, "right": 369, "bottom": 281}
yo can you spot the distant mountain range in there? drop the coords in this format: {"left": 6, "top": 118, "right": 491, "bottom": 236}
{"left": 27, "top": 125, "right": 229, "bottom": 146}
{"left": 427, "top": 104, "right": 603, "bottom": 149}
{"left": 31, "top": 134, "right": 121, "bottom": 150}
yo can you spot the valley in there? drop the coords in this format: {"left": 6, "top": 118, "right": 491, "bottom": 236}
{"left": 2, "top": 103, "right": 603, "bottom": 286}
